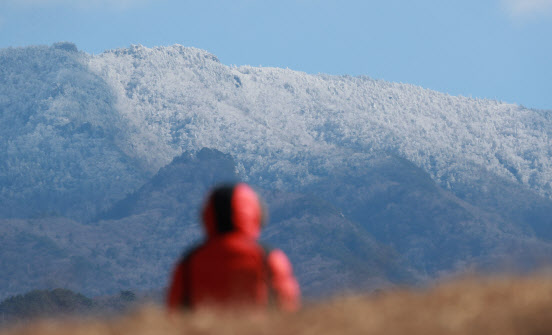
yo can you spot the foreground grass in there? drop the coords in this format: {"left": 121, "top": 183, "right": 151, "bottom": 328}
{"left": 2, "top": 275, "right": 552, "bottom": 335}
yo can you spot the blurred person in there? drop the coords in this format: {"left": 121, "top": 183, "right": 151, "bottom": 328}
{"left": 167, "top": 183, "right": 300, "bottom": 312}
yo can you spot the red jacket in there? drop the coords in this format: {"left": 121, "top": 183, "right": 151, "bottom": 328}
{"left": 167, "top": 183, "right": 300, "bottom": 311}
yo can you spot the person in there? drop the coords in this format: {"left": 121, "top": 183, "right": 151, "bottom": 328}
{"left": 167, "top": 182, "right": 300, "bottom": 312}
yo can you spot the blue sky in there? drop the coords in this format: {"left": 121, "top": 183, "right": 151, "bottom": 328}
{"left": 0, "top": 0, "right": 551, "bottom": 109}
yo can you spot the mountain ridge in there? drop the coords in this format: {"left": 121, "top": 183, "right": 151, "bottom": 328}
{"left": 2, "top": 42, "right": 552, "bottom": 300}
{"left": 2, "top": 43, "right": 552, "bottom": 221}
{"left": 87, "top": 44, "right": 552, "bottom": 197}
{"left": 0, "top": 149, "right": 409, "bottom": 299}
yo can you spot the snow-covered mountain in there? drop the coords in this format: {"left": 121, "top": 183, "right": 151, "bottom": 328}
{"left": 2, "top": 42, "right": 551, "bottom": 219}
{"left": 87, "top": 44, "right": 552, "bottom": 196}
{"left": 0, "top": 43, "right": 147, "bottom": 219}
{"left": 1, "top": 42, "right": 552, "bottom": 298}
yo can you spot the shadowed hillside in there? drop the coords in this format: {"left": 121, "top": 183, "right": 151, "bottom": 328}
{"left": 0, "top": 149, "right": 408, "bottom": 299}
{"left": 2, "top": 275, "right": 551, "bottom": 335}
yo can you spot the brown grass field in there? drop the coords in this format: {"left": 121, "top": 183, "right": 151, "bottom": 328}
{"left": 2, "top": 274, "right": 552, "bottom": 335}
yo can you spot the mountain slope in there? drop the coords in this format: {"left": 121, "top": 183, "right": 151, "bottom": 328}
{"left": 306, "top": 154, "right": 552, "bottom": 278}
{"left": 2, "top": 43, "right": 552, "bottom": 299}
{"left": 99, "top": 148, "right": 408, "bottom": 296}
{"left": 89, "top": 44, "right": 552, "bottom": 199}
{"left": 2, "top": 43, "right": 551, "bottom": 219}
{"left": 98, "top": 147, "right": 239, "bottom": 221}
{"left": 0, "top": 43, "right": 147, "bottom": 220}
{"left": 0, "top": 149, "right": 407, "bottom": 299}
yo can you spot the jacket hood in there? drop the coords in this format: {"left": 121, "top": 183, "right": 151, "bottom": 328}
{"left": 201, "top": 183, "right": 263, "bottom": 239}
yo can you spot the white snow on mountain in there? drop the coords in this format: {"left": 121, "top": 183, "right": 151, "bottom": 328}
{"left": 87, "top": 44, "right": 552, "bottom": 196}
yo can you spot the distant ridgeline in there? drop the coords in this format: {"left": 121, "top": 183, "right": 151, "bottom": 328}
{"left": 0, "top": 288, "right": 138, "bottom": 323}
{"left": 1, "top": 43, "right": 552, "bottom": 300}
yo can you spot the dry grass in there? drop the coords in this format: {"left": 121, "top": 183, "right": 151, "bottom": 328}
{"left": 3, "top": 275, "right": 552, "bottom": 335}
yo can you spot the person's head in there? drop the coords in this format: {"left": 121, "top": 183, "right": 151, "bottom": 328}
{"left": 201, "top": 183, "right": 265, "bottom": 239}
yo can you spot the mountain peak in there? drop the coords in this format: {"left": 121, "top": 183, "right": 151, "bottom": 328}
{"left": 98, "top": 148, "right": 238, "bottom": 221}
{"left": 100, "top": 44, "right": 220, "bottom": 63}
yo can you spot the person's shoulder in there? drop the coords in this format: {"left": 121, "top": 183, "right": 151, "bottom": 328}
{"left": 179, "top": 242, "right": 206, "bottom": 263}
{"left": 257, "top": 242, "right": 290, "bottom": 261}
{"left": 265, "top": 248, "right": 293, "bottom": 272}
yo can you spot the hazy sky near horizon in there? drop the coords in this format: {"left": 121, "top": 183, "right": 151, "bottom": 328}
{"left": 0, "top": 0, "right": 551, "bottom": 109}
